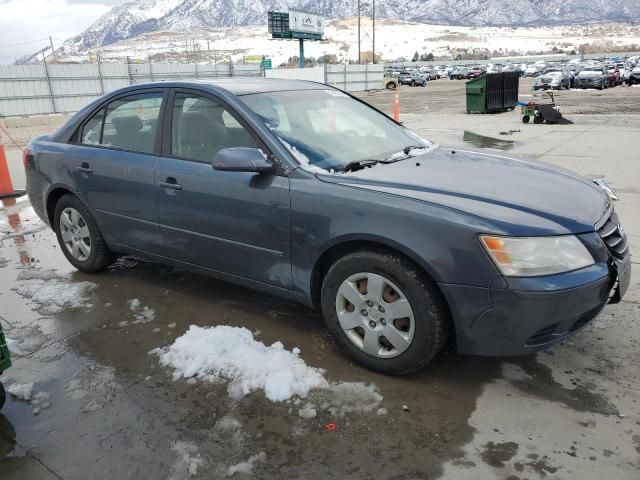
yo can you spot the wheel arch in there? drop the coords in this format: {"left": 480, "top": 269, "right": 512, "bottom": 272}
{"left": 309, "top": 236, "right": 457, "bottom": 351}
{"left": 309, "top": 235, "right": 445, "bottom": 308}
{"left": 45, "top": 185, "right": 84, "bottom": 227}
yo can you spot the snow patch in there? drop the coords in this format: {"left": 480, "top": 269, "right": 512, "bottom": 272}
{"left": 298, "top": 403, "right": 317, "bottom": 419}
{"left": 169, "top": 441, "right": 205, "bottom": 479}
{"left": 7, "top": 382, "right": 52, "bottom": 414}
{"left": 216, "top": 416, "right": 242, "bottom": 431}
{"left": 127, "top": 298, "right": 156, "bottom": 324}
{"left": 4, "top": 326, "right": 47, "bottom": 356}
{"left": 277, "top": 137, "right": 330, "bottom": 175}
{"left": 66, "top": 364, "right": 120, "bottom": 411}
{"left": 152, "top": 325, "right": 328, "bottom": 402}
{"left": 14, "top": 269, "right": 97, "bottom": 315}
{"left": 7, "top": 382, "right": 34, "bottom": 401}
{"left": 227, "top": 452, "right": 267, "bottom": 477}
{"left": 151, "top": 325, "right": 384, "bottom": 415}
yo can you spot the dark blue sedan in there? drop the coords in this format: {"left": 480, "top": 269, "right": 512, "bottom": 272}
{"left": 25, "top": 79, "right": 631, "bottom": 374}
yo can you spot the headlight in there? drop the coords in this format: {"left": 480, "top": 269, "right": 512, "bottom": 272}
{"left": 480, "top": 235, "right": 594, "bottom": 277}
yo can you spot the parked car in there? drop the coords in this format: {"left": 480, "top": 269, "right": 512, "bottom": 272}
{"left": 533, "top": 69, "right": 570, "bottom": 90}
{"left": 574, "top": 67, "right": 608, "bottom": 90}
{"left": 449, "top": 67, "right": 469, "bottom": 80}
{"left": 523, "top": 65, "right": 539, "bottom": 77}
{"left": 606, "top": 65, "right": 621, "bottom": 87}
{"left": 615, "top": 63, "right": 627, "bottom": 83}
{"left": 398, "top": 72, "right": 427, "bottom": 86}
{"left": 25, "top": 79, "right": 631, "bottom": 374}
{"left": 628, "top": 66, "right": 640, "bottom": 85}
{"left": 466, "top": 67, "right": 484, "bottom": 79}
{"left": 417, "top": 66, "right": 437, "bottom": 79}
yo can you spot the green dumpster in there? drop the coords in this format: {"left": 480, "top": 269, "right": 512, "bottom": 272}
{"left": 466, "top": 72, "right": 520, "bottom": 113}
{"left": 0, "top": 322, "right": 11, "bottom": 409}
{"left": 466, "top": 76, "right": 487, "bottom": 113}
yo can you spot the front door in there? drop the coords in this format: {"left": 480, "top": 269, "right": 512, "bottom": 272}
{"left": 71, "top": 90, "right": 166, "bottom": 254}
{"left": 155, "top": 90, "right": 292, "bottom": 289}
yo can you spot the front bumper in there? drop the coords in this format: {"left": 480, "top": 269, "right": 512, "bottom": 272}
{"left": 575, "top": 79, "right": 603, "bottom": 88}
{"left": 439, "top": 239, "right": 631, "bottom": 357}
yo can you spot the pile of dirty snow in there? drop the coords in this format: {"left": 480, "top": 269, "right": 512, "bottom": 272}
{"left": 152, "top": 325, "right": 328, "bottom": 402}
{"left": 7, "top": 382, "right": 52, "bottom": 414}
{"left": 123, "top": 298, "right": 156, "bottom": 325}
{"left": 169, "top": 441, "right": 205, "bottom": 479}
{"left": 66, "top": 364, "right": 120, "bottom": 412}
{"left": 227, "top": 452, "right": 266, "bottom": 477}
{"left": 14, "top": 269, "right": 96, "bottom": 315}
{"left": 152, "top": 325, "right": 384, "bottom": 415}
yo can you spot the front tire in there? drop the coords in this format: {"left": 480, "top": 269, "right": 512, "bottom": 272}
{"left": 320, "top": 250, "right": 448, "bottom": 375}
{"left": 54, "top": 194, "right": 115, "bottom": 273}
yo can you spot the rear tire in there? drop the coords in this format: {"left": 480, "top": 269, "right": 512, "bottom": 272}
{"left": 320, "top": 250, "right": 448, "bottom": 375}
{"left": 53, "top": 194, "right": 115, "bottom": 273}
{"left": 0, "top": 382, "right": 5, "bottom": 409}
{"left": 522, "top": 115, "right": 530, "bottom": 124}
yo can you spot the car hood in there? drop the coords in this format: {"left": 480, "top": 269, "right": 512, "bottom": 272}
{"left": 318, "top": 147, "right": 610, "bottom": 236}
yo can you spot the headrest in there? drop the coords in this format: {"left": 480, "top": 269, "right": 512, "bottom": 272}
{"left": 111, "top": 115, "right": 142, "bottom": 133}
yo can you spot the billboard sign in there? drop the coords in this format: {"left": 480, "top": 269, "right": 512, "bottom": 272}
{"left": 288, "top": 10, "right": 324, "bottom": 36}
{"left": 244, "top": 55, "right": 264, "bottom": 64}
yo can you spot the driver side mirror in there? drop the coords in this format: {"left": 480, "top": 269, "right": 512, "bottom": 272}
{"left": 212, "top": 147, "right": 274, "bottom": 174}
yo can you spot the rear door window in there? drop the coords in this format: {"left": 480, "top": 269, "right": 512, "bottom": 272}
{"left": 79, "top": 92, "right": 164, "bottom": 155}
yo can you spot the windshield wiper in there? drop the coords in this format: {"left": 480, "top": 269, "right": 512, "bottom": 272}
{"left": 387, "top": 145, "right": 431, "bottom": 162}
{"left": 340, "top": 159, "right": 389, "bottom": 172}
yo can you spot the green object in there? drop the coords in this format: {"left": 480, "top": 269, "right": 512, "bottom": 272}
{"left": 466, "top": 72, "right": 520, "bottom": 114}
{"left": 261, "top": 58, "right": 272, "bottom": 69}
{"left": 0, "top": 323, "right": 11, "bottom": 375}
{"left": 466, "top": 75, "right": 487, "bottom": 113}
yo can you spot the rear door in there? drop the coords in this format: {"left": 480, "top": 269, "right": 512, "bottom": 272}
{"left": 154, "top": 89, "right": 292, "bottom": 288}
{"left": 72, "top": 89, "right": 167, "bottom": 254}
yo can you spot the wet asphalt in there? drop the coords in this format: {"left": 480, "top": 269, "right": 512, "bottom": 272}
{"left": 1, "top": 84, "right": 640, "bottom": 479}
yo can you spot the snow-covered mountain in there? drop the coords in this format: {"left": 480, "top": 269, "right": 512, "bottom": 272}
{"left": 71, "top": 0, "right": 639, "bottom": 49}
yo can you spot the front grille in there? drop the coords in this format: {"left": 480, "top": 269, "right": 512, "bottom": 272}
{"left": 597, "top": 210, "right": 629, "bottom": 258}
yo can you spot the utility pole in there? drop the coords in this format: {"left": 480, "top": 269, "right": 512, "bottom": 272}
{"left": 207, "top": 40, "right": 211, "bottom": 63}
{"left": 372, "top": 0, "right": 376, "bottom": 64}
{"left": 357, "top": 0, "right": 361, "bottom": 64}
{"left": 49, "top": 36, "right": 57, "bottom": 61}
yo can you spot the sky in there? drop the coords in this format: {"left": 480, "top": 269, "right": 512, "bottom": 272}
{"left": 0, "top": 0, "right": 128, "bottom": 62}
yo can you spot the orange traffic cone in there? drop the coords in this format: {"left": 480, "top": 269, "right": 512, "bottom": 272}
{"left": 393, "top": 90, "right": 400, "bottom": 122}
{"left": 0, "top": 143, "right": 25, "bottom": 199}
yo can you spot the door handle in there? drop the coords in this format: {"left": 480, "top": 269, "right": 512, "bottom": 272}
{"left": 75, "top": 163, "right": 93, "bottom": 174}
{"left": 158, "top": 180, "right": 182, "bottom": 190}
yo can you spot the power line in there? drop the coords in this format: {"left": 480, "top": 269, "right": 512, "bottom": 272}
{"left": 0, "top": 38, "right": 50, "bottom": 49}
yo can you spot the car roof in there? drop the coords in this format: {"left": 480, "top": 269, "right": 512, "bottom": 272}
{"left": 118, "top": 78, "right": 329, "bottom": 97}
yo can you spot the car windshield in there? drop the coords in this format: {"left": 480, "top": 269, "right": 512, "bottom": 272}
{"left": 240, "top": 89, "right": 431, "bottom": 171}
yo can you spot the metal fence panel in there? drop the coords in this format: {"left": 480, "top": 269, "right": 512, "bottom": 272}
{"left": 266, "top": 66, "right": 325, "bottom": 82}
{"left": 0, "top": 61, "right": 418, "bottom": 116}
{"left": 326, "top": 64, "right": 384, "bottom": 92}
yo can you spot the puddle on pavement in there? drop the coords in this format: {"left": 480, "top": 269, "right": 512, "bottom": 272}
{"left": 507, "top": 356, "right": 619, "bottom": 416}
{"left": 463, "top": 130, "right": 516, "bottom": 150}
